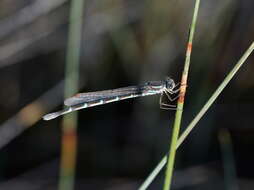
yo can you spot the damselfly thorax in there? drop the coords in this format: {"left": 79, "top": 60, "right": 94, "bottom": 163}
{"left": 43, "top": 77, "right": 179, "bottom": 121}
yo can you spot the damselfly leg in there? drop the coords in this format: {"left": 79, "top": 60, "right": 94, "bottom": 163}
{"left": 160, "top": 82, "right": 188, "bottom": 110}
{"left": 159, "top": 82, "right": 181, "bottom": 110}
{"left": 159, "top": 93, "right": 177, "bottom": 110}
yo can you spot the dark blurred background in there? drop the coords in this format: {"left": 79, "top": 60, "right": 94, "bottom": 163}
{"left": 0, "top": 0, "right": 254, "bottom": 189}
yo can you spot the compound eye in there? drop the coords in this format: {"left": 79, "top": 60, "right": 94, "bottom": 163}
{"left": 166, "top": 78, "right": 175, "bottom": 89}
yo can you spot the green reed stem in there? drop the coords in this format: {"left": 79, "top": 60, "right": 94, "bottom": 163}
{"left": 139, "top": 41, "right": 254, "bottom": 190}
{"left": 162, "top": 1, "right": 200, "bottom": 190}
{"left": 58, "top": 0, "right": 84, "bottom": 190}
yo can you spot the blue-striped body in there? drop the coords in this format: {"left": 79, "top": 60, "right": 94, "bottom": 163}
{"left": 43, "top": 77, "right": 176, "bottom": 120}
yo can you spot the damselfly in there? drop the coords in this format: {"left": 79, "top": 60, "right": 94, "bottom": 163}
{"left": 43, "top": 77, "right": 179, "bottom": 120}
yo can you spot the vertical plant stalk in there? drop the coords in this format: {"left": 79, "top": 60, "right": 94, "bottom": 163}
{"left": 139, "top": 41, "right": 254, "bottom": 190}
{"left": 219, "top": 129, "right": 239, "bottom": 190}
{"left": 59, "top": 0, "right": 84, "bottom": 190}
{"left": 163, "top": 1, "right": 200, "bottom": 190}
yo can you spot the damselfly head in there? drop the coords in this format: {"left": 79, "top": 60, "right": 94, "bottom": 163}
{"left": 165, "top": 77, "right": 175, "bottom": 90}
